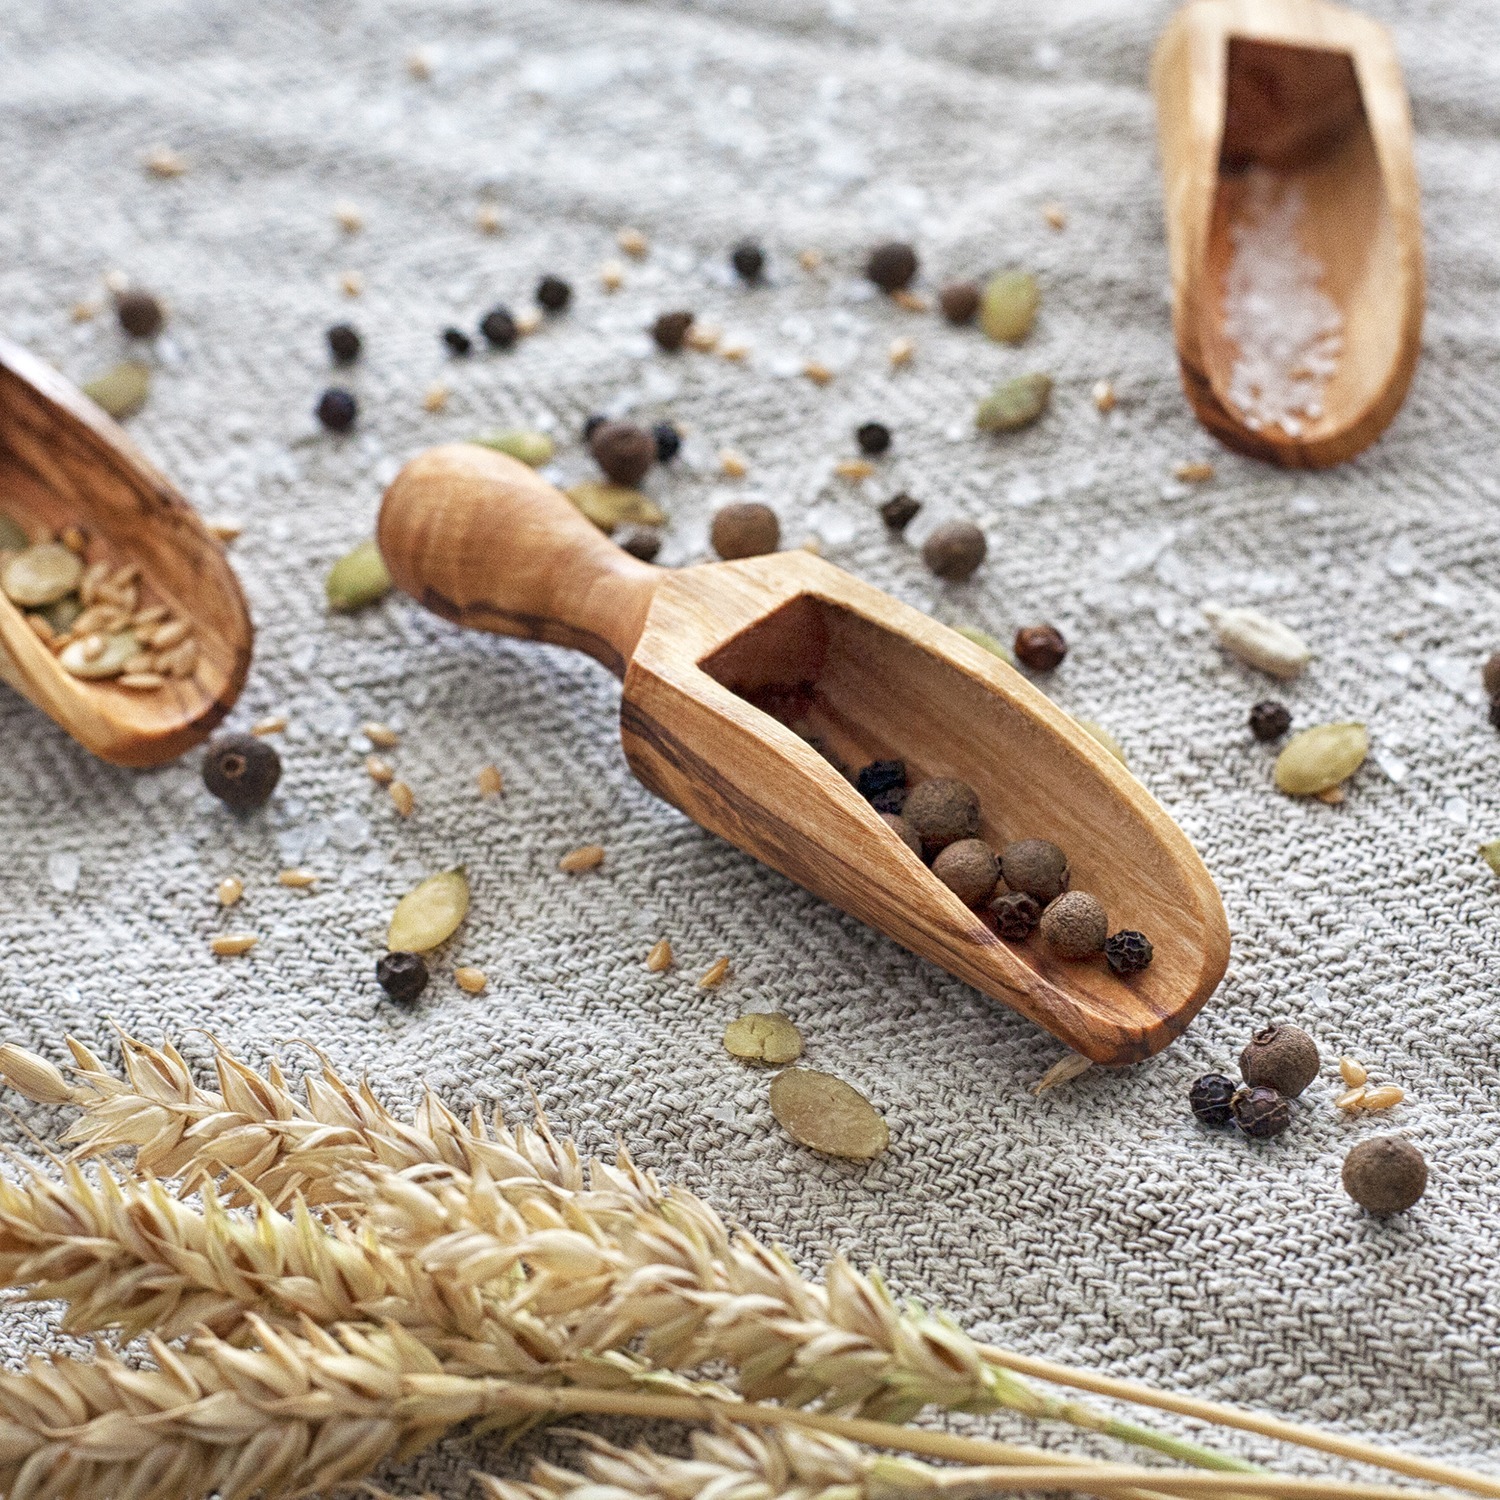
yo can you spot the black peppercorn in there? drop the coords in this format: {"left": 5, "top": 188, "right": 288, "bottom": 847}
{"left": 536, "top": 274, "right": 572, "bottom": 313}
{"left": 1231, "top": 1085, "right": 1292, "bottom": 1139}
{"left": 479, "top": 305, "right": 518, "bottom": 348}
{"left": 116, "top": 289, "right": 165, "bottom": 339}
{"left": 1104, "top": 930, "right": 1154, "bottom": 975}
{"left": 202, "top": 733, "right": 282, "bottom": 811}
{"left": 856, "top": 759, "right": 907, "bottom": 800}
{"left": 880, "top": 493, "right": 921, "bottom": 532}
{"left": 1342, "top": 1136, "right": 1427, "bottom": 1214}
{"left": 617, "top": 525, "right": 663, "bottom": 562}
{"left": 377, "top": 950, "right": 429, "bottom": 1004}
{"left": 991, "top": 889, "right": 1042, "bottom": 941}
{"left": 651, "top": 310, "right": 695, "bottom": 352}
{"left": 652, "top": 421, "right": 682, "bottom": 463}
{"left": 1188, "top": 1073, "right": 1237, "bottom": 1127}
{"left": 1240, "top": 1023, "right": 1320, "bottom": 1098}
{"left": 938, "top": 280, "right": 981, "bottom": 325}
{"left": 730, "top": 239, "right": 765, "bottom": 282}
{"left": 442, "top": 326, "right": 473, "bottom": 356}
{"left": 1248, "top": 700, "right": 1292, "bottom": 742}
{"left": 1014, "top": 624, "right": 1067, "bottom": 672}
{"left": 326, "top": 323, "right": 362, "bottom": 364}
{"left": 866, "top": 240, "right": 918, "bottom": 293}
{"left": 856, "top": 421, "right": 892, "bottom": 456}
{"left": 590, "top": 420, "right": 656, "bottom": 486}
{"left": 316, "top": 388, "right": 357, "bottom": 432}
{"left": 868, "top": 785, "right": 907, "bottom": 815}
{"left": 582, "top": 413, "right": 608, "bottom": 441}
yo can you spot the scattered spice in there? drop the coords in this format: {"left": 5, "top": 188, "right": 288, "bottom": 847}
{"left": 600, "top": 260, "right": 624, "bottom": 291}
{"left": 203, "top": 733, "right": 281, "bottom": 811}
{"left": 1104, "top": 930, "right": 1154, "bottom": 976}
{"left": 475, "top": 430, "right": 556, "bottom": 467}
{"left": 1189, "top": 1073, "right": 1237, "bottom": 1126}
{"left": 1203, "top": 603, "right": 1311, "bottom": 679}
{"left": 1039, "top": 891, "right": 1108, "bottom": 958}
{"left": 879, "top": 493, "right": 920, "bottom": 532}
{"left": 1275, "top": 722, "right": 1368, "bottom": 796}
{"left": 866, "top": 241, "right": 918, "bottom": 293}
{"left": 697, "top": 956, "right": 732, "bottom": 989}
{"left": 316, "top": 389, "right": 357, "bottom": 432}
{"left": 82, "top": 362, "right": 150, "bottom": 419}
{"left": 798, "top": 248, "right": 823, "bottom": 271}
{"left": 327, "top": 323, "right": 362, "bottom": 364}
{"left": 1043, "top": 203, "right": 1067, "bottom": 230}
{"left": 921, "top": 521, "right": 986, "bottom": 581}
{"left": 387, "top": 868, "right": 469, "bottom": 952}
{"left": 1240, "top": 1024, "right": 1320, "bottom": 1097}
{"left": 475, "top": 204, "right": 502, "bottom": 234}
{"left": 881, "top": 813, "right": 922, "bottom": 857}
{"left": 932, "top": 839, "right": 999, "bottom": 906}
{"left": 216, "top": 876, "right": 243, "bottom": 906}
{"left": 856, "top": 759, "right": 906, "bottom": 805}
{"left": 720, "top": 340, "right": 750, "bottom": 362}
{"left": 568, "top": 481, "right": 664, "bottom": 533}
{"left": 326, "top": 539, "right": 392, "bottom": 611}
{"left": 938, "top": 280, "right": 981, "bottom": 325}
{"left": 363, "top": 721, "right": 399, "bottom": 748}
{"left": 976, "top": 373, "right": 1051, "bottom": 432}
{"left": 684, "top": 324, "right": 720, "bottom": 352}
{"left": 903, "top": 777, "right": 979, "bottom": 853}
{"left": 802, "top": 360, "right": 834, "bottom": 386}
{"left": 334, "top": 201, "right": 364, "bottom": 233}
{"left": 442, "top": 327, "right": 473, "bottom": 356}
{"left": 1032, "top": 1052, "right": 1094, "bottom": 1093}
{"left": 979, "top": 270, "right": 1039, "bottom": 343}
{"left": 618, "top": 526, "right": 663, "bottom": 561}
{"left": 388, "top": 780, "right": 415, "bottom": 817}
{"left": 366, "top": 755, "right": 395, "bottom": 784}
{"left": 477, "top": 764, "right": 503, "bottom": 797}
{"left": 559, "top": 843, "right": 605, "bottom": 873}
{"left": 536, "top": 275, "right": 572, "bottom": 312}
{"left": 1092, "top": 380, "right": 1117, "bottom": 413}
{"left": 711, "top": 502, "right": 779, "bottom": 560}
{"left": 730, "top": 240, "right": 765, "bottom": 282}
{"left": 479, "top": 306, "right": 518, "bottom": 349}
{"left": 115, "top": 289, "right": 164, "bottom": 339}
{"left": 651, "top": 310, "right": 694, "bottom": 352}
{"left": 408, "top": 48, "right": 434, "bottom": 79}
{"left": 340, "top": 271, "right": 364, "bottom": 296}
{"left": 889, "top": 338, "right": 914, "bottom": 367}
{"left": 144, "top": 146, "right": 187, "bottom": 177}
{"left": 834, "top": 459, "right": 875, "bottom": 481}
{"left": 1339, "top": 1057, "right": 1368, "bottom": 1088}
{"left": 992, "top": 889, "right": 1042, "bottom": 941}
{"left": 1362, "top": 1084, "right": 1406, "bottom": 1112}
{"left": 653, "top": 422, "right": 682, "bottom": 463}
{"left": 454, "top": 966, "right": 488, "bottom": 994}
{"left": 590, "top": 421, "right": 656, "bottom": 485}
{"left": 1175, "top": 461, "right": 1216, "bottom": 483}
{"left": 1482, "top": 650, "right": 1500, "bottom": 700}
{"left": 1336, "top": 1086, "right": 1368, "bottom": 1112}
{"left": 770, "top": 1068, "right": 888, "bottom": 1160}
{"left": 1013, "top": 625, "right": 1067, "bottom": 672}
{"left": 645, "top": 938, "right": 674, "bottom": 972}
{"left": 1000, "top": 839, "right": 1069, "bottom": 905}
{"left": 1342, "top": 1136, "right": 1426, "bottom": 1214}
{"left": 209, "top": 934, "right": 257, "bottom": 957}
{"left": 1480, "top": 840, "right": 1500, "bottom": 876}
{"left": 617, "top": 227, "right": 649, "bottom": 258}
{"left": 251, "top": 715, "right": 287, "bottom": 736}
{"left": 723, "top": 1012, "right": 803, "bottom": 1065}
{"left": 856, "top": 421, "right": 892, "bottom": 456}
{"left": 1249, "top": 700, "right": 1292, "bottom": 742}
{"left": 376, "top": 950, "right": 429, "bottom": 1004}
{"left": 1231, "top": 1084, "right": 1292, "bottom": 1139}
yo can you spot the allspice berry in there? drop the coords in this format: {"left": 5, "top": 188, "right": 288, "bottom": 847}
{"left": 1039, "top": 891, "right": 1107, "bottom": 958}
{"left": 617, "top": 525, "right": 662, "bottom": 562}
{"left": 931, "top": 839, "right": 999, "bottom": 906}
{"left": 202, "top": 733, "right": 282, "bottom": 811}
{"left": 1483, "top": 650, "right": 1500, "bottom": 701}
{"left": 116, "top": 289, "right": 165, "bottom": 339}
{"left": 938, "top": 280, "right": 981, "bottom": 325}
{"left": 1014, "top": 624, "right": 1068, "bottom": 672}
{"left": 1239, "top": 1023, "right": 1320, "bottom": 1098}
{"left": 866, "top": 241, "right": 918, "bottom": 293}
{"left": 651, "top": 310, "right": 694, "bottom": 352}
{"left": 711, "top": 502, "right": 779, "bottom": 560}
{"left": 880, "top": 812, "right": 922, "bottom": 858}
{"left": 922, "top": 520, "right": 986, "bottom": 581}
{"left": 1000, "top": 838, "right": 1069, "bottom": 906}
{"left": 991, "top": 889, "right": 1041, "bottom": 941}
{"left": 902, "top": 777, "right": 980, "bottom": 853}
{"left": 1342, "top": 1136, "right": 1427, "bottom": 1214}
{"left": 590, "top": 421, "right": 656, "bottom": 486}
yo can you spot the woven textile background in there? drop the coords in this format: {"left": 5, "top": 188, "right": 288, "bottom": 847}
{"left": 1, "top": 0, "right": 1497, "bottom": 1485}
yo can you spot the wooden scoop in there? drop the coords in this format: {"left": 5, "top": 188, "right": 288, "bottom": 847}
{"left": 0, "top": 336, "right": 252, "bottom": 766}
{"left": 1153, "top": 0, "right": 1423, "bottom": 467}
{"left": 379, "top": 445, "right": 1230, "bottom": 1065}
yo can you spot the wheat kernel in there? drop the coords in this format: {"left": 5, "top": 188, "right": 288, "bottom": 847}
{"left": 719, "top": 449, "right": 748, "bottom": 478}
{"left": 515, "top": 309, "right": 542, "bottom": 337}
{"left": 720, "top": 341, "right": 750, "bottom": 362}
{"left": 1093, "top": 379, "right": 1117, "bottom": 413}
{"left": 835, "top": 459, "right": 876, "bottom": 481}
{"left": 1338, "top": 1057, "right": 1368, "bottom": 1088}
{"left": 1315, "top": 784, "right": 1347, "bottom": 805}
{"left": 144, "top": 146, "right": 187, "bottom": 177}
{"left": 803, "top": 360, "right": 834, "bottom": 386}
{"left": 1362, "top": 1083, "right": 1405, "bottom": 1111}
{"left": 210, "top": 934, "right": 257, "bottom": 956}
{"left": 334, "top": 201, "right": 364, "bottom": 233}
{"left": 407, "top": 48, "right": 433, "bottom": 79}
{"left": 559, "top": 843, "right": 605, "bottom": 873}
{"left": 454, "top": 966, "right": 488, "bottom": 993}
{"left": 70, "top": 300, "right": 98, "bottom": 323}
{"left": 889, "top": 336, "right": 915, "bottom": 367}
{"left": 600, "top": 259, "right": 624, "bottom": 291}
{"left": 0, "top": 1044, "right": 74, "bottom": 1104}
{"left": 477, "top": 764, "right": 503, "bottom": 797}
{"left": 617, "top": 226, "right": 649, "bottom": 258}
{"left": 891, "top": 289, "right": 928, "bottom": 313}
{"left": 475, "top": 203, "right": 502, "bottom": 234}
{"left": 389, "top": 781, "right": 415, "bottom": 817}
{"left": 59, "top": 525, "right": 87, "bottom": 553}
{"left": 697, "top": 956, "right": 731, "bottom": 989}
{"left": 150, "top": 618, "right": 191, "bottom": 650}
{"left": 1336, "top": 1086, "right": 1367, "bottom": 1111}
{"left": 1175, "top": 461, "right": 1216, "bottom": 483}
{"left": 118, "top": 672, "right": 166, "bottom": 689}
{"left": 208, "top": 519, "right": 243, "bottom": 543}
{"left": 278, "top": 868, "right": 318, "bottom": 888}
{"left": 422, "top": 384, "right": 450, "bottom": 413}
{"left": 684, "top": 324, "right": 720, "bottom": 352}
{"left": 252, "top": 715, "right": 288, "bottom": 737}
{"left": 341, "top": 270, "right": 364, "bottom": 296}
{"left": 366, "top": 755, "right": 395, "bottom": 784}
{"left": 798, "top": 248, "right": 824, "bottom": 271}
{"left": 646, "top": 938, "right": 673, "bottom": 972}
{"left": 216, "top": 876, "right": 243, "bottom": 906}
{"left": 1044, "top": 202, "right": 1067, "bottom": 229}
{"left": 363, "top": 720, "right": 400, "bottom": 748}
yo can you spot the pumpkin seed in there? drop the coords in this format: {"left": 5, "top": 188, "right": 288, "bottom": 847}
{"left": 59, "top": 629, "right": 139, "bottom": 680}
{"left": 769, "top": 1068, "right": 888, "bottom": 1160}
{"left": 1480, "top": 839, "right": 1500, "bottom": 876}
{"left": 82, "top": 361, "right": 150, "bottom": 419}
{"left": 40, "top": 591, "right": 84, "bottom": 634}
{"left": 567, "top": 481, "right": 664, "bottom": 534}
{"left": 474, "top": 430, "right": 556, "bottom": 467}
{"left": 724, "top": 1012, "right": 803, "bottom": 1065}
{"left": 979, "top": 270, "right": 1039, "bottom": 343}
{"left": 3, "top": 543, "right": 84, "bottom": 607}
{"left": 1201, "top": 603, "right": 1311, "bottom": 679}
{"left": 1274, "top": 722, "right": 1368, "bottom": 796}
{"left": 975, "top": 373, "right": 1052, "bottom": 433}
{"left": 954, "top": 626, "right": 1013, "bottom": 663}
{"left": 0, "top": 515, "right": 29, "bottom": 553}
{"left": 1076, "top": 719, "right": 1128, "bottom": 766}
{"left": 387, "top": 868, "right": 470, "bottom": 952}
{"left": 325, "top": 539, "right": 392, "bottom": 611}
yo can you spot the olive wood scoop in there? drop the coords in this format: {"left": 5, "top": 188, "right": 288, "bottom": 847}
{"left": 0, "top": 336, "right": 252, "bottom": 765}
{"left": 379, "top": 444, "right": 1230, "bottom": 1065}
{"left": 1153, "top": 0, "right": 1423, "bottom": 467}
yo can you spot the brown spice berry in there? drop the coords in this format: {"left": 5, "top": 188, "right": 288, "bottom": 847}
{"left": 1014, "top": 624, "right": 1068, "bottom": 672}
{"left": 589, "top": 421, "right": 656, "bottom": 486}
{"left": 202, "top": 733, "right": 281, "bottom": 811}
{"left": 1231, "top": 1085, "right": 1292, "bottom": 1139}
{"left": 617, "top": 525, "right": 662, "bottom": 562}
{"left": 1039, "top": 891, "right": 1107, "bottom": 958}
{"left": 880, "top": 812, "right": 922, "bottom": 858}
{"left": 1239, "top": 1023, "right": 1321, "bottom": 1098}
{"left": 116, "top": 289, "right": 165, "bottom": 339}
{"left": 651, "top": 310, "right": 694, "bottom": 352}
{"left": 1483, "top": 650, "right": 1500, "bottom": 701}
{"left": 931, "top": 838, "right": 999, "bottom": 906}
{"left": 991, "top": 889, "right": 1042, "bottom": 941}
{"left": 922, "top": 520, "right": 986, "bottom": 581}
{"left": 1342, "top": 1136, "right": 1427, "bottom": 1214}
{"left": 1000, "top": 838, "right": 1070, "bottom": 906}
{"left": 866, "top": 241, "right": 919, "bottom": 293}
{"left": 938, "top": 280, "right": 981, "bottom": 325}
{"left": 880, "top": 493, "right": 921, "bottom": 532}
{"left": 711, "top": 502, "right": 779, "bottom": 560}
{"left": 902, "top": 777, "right": 980, "bottom": 853}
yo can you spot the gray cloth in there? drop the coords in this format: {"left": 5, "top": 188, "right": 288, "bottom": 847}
{"left": 1, "top": 0, "right": 1497, "bottom": 1486}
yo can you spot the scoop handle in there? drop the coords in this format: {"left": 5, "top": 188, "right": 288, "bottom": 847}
{"left": 377, "top": 444, "right": 661, "bottom": 676}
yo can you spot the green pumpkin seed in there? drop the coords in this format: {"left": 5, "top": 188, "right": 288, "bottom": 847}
{"left": 325, "top": 539, "right": 392, "bottom": 612}
{"left": 567, "top": 481, "right": 665, "bottom": 534}
{"left": 954, "top": 626, "right": 1013, "bottom": 664}
{"left": 59, "top": 629, "right": 138, "bottom": 680}
{"left": 1480, "top": 840, "right": 1500, "bottom": 876}
{"left": 1076, "top": 718, "right": 1129, "bottom": 766}
{"left": 724, "top": 1012, "right": 803, "bottom": 1065}
{"left": 0, "top": 515, "right": 29, "bottom": 553}
{"left": 387, "top": 868, "right": 470, "bottom": 952}
{"left": 976, "top": 373, "right": 1052, "bottom": 433}
{"left": 1275, "top": 722, "right": 1368, "bottom": 796}
{"left": 82, "top": 361, "right": 150, "bottom": 420}
{"left": 41, "top": 591, "right": 84, "bottom": 633}
{"left": 473, "top": 430, "right": 556, "bottom": 467}
{"left": 979, "top": 270, "right": 1039, "bottom": 343}
{"left": 769, "top": 1068, "right": 889, "bottom": 1160}
{"left": 2, "top": 543, "right": 84, "bottom": 607}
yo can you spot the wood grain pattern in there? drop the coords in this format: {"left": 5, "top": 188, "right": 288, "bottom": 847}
{"left": 1153, "top": 0, "right": 1423, "bottom": 468}
{"left": 0, "top": 337, "right": 252, "bottom": 766}
{"left": 379, "top": 445, "right": 1230, "bottom": 1065}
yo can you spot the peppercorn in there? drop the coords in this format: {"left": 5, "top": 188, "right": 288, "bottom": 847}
{"left": 651, "top": 310, "right": 695, "bottom": 352}
{"left": 1014, "top": 624, "right": 1067, "bottom": 672}
{"left": 881, "top": 812, "right": 922, "bottom": 857}
{"left": 902, "top": 777, "right": 980, "bottom": 853}
{"left": 479, "top": 305, "right": 518, "bottom": 348}
{"left": 856, "top": 759, "right": 907, "bottom": 800}
{"left": 869, "top": 786, "right": 907, "bottom": 815}
{"left": 1488, "top": 698, "right": 1500, "bottom": 733}
{"left": 316, "top": 388, "right": 357, "bottom": 432}
{"left": 932, "top": 839, "right": 999, "bottom": 906}
{"left": 730, "top": 239, "right": 765, "bottom": 282}
{"left": 991, "top": 889, "right": 1041, "bottom": 941}
{"left": 536, "top": 274, "right": 572, "bottom": 313}
{"left": 922, "top": 521, "right": 986, "bottom": 581}
{"left": 938, "top": 280, "right": 981, "bottom": 325}
{"left": 1231, "top": 1084, "right": 1292, "bottom": 1139}
{"left": 1342, "top": 1136, "right": 1427, "bottom": 1214}
{"left": 880, "top": 493, "right": 921, "bottom": 532}
{"left": 1483, "top": 651, "right": 1500, "bottom": 701}
{"left": 1249, "top": 700, "right": 1292, "bottom": 742}
{"left": 202, "top": 733, "right": 282, "bottom": 811}
{"left": 1039, "top": 891, "right": 1108, "bottom": 958}
{"left": 582, "top": 413, "right": 608, "bottom": 441}
{"left": 866, "top": 240, "right": 918, "bottom": 293}
{"left": 116, "top": 289, "right": 165, "bottom": 339}
{"left": 617, "top": 525, "right": 662, "bottom": 562}
{"left": 856, "top": 421, "right": 892, "bottom": 456}
{"left": 442, "top": 326, "right": 473, "bottom": 356}
{"left": 711, "top": 502, "right": 780, "bottom": 560}
{"left": 376, "top": 950, "right": 429, "bottom": 1004}
{"left": 1239, "top": 1023, "right": 1321, "bottom": 1098}
{"left": 653, "top": 421, "right": 682, "bottom": 463}
{"left": 589, "top": 421, "right": 656, "bottom": 486}
{"left": 326, "top": 323, "right": 361, "bottom": 364}
{"left": 1189, "top": 1073, "right": 1237, "bottom": 1126}
{"left": 1104, "top": 930, "right": 1153, "bottom": 975}
{"left": 1000, "top": 838, "right": 1069, "bottom": 905}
